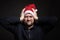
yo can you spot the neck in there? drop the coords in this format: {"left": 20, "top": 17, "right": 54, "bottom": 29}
{"left": 27, "top": 25, "right": 34, "bottom": 30}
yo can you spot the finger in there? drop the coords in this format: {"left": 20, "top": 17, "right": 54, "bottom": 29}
{"left": 32, "top": 8, "right": 37, "bottom": 12}
{"left": 32, "top": 8, "right": 35, "bottom": 12}
{"left": 22, "top": 8, "right": 25, "bottom": 13}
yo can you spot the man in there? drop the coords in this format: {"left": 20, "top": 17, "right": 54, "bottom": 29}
{"left": 0, "top": 4, "right": 58, "bottom": 40}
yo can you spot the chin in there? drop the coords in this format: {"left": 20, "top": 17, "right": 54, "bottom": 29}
{"left": 27, "top": 23, "right": 33, "bottom": 26}
{"left": 27, "top": 23, "right": 31, "bottom": 25}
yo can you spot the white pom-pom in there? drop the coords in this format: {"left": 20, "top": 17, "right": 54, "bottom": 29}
{"left": 35, "top": 9, "right": 38, "bottom": 12}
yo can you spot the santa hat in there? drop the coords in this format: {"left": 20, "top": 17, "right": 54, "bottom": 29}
{"left": 20, "top": 4, "right": 38, "bottom": 21}
{"left": 24, "top": 4, "right": 37, "bottom": 15}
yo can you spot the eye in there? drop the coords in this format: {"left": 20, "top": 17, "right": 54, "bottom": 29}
{"left": 24, "top": 16, "right": 27, "bottom": 18}
{"left": 30, "top": 16, "right": 32, "bottom": 18}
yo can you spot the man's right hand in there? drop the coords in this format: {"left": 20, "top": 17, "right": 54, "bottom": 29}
{"left": 20, "top": 8, "right": 25, "bottom": 21}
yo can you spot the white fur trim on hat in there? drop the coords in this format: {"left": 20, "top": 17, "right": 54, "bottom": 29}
{"left": 24, "top": 10, "right": 34, "bottom": 16}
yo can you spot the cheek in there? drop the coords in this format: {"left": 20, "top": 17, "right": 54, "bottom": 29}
{"left": 31, "top": 18, "right": 34, "bottom": 22}
{"left": 24, "top": 18, "right": 27, "bottom": 21}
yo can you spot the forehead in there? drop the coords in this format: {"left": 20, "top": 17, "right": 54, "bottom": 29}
{"left": 24, "top": 13, "right": 33, "bottom": 16}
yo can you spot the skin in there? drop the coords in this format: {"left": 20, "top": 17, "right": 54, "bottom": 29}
{"left": 23, "top": 13, "right": 35, "bottom": 29}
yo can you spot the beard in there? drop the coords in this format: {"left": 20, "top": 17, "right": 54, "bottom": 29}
{"left": 24, "top": 21, "right": 34, "bottom": 27}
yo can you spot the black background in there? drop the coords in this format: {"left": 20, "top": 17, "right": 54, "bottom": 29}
{"left": 0, "top": 0, "right": 60, "bottom": 40}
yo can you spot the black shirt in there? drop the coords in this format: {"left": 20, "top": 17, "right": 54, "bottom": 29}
{"left": 0, "top": 16, "right": 58, "bottom": 40}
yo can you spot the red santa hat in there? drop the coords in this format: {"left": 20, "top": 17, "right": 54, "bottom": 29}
{"left": 24, "top": 4, "right": 37, "bottom": 15}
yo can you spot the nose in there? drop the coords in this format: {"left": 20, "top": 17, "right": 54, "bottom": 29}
{"left": 27, "top": 17, "right": 31, "bottom": 21}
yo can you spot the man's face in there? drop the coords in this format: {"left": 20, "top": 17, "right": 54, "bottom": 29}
{"left": 24, "top": 13, "right": 34, "bottom": 26}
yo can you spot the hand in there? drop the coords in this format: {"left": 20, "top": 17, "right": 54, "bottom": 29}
{"left": 20, "top": 8, "right": 25, "bottom": 21}
{"left": 32, "top": 8, "right": 38, "bottom": 20}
